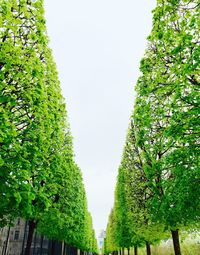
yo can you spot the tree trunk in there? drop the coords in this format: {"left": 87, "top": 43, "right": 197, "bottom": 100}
{"left": 3, "top": 226, "right": 10, "bottom": 255}
{"left": 21, "top": 221, "right": 28, "bottom": 255}
{"left": 134, "top": 246, "right": 138, "bottom": 255}
{"left": 119, "top": 249, "right": 121, "bottom": 255}
{"left": 80, "top": 251, "right": 84, "bottom": 255}
{"left": 61, "top": 242, "right": 65, "bottom": 255}
{"left": 74, "top": 247, "right": 78, "bottom": 255}
{"left": 122, "top": 248, "right": 124, "bottom": 255}
{"left": 146, "top": 241, "right": 151, "bottom": 255}
{"left": 32, "top": 231, "right": 37, "bottom": 255}
{"left": 24, "top": 220, "right": 37, "bottom": 255}
{"left": 64, "top": 243, "right": 66, "bottom": 255}
{"left": 51, "top": 240, "right": 56, "bottom": 255}
{"left": 40, "top": 236, "right": 44, "bottom": 255}
{"left": 171, "top": 229, "right": 181, "bottom": 255}
{"left": 127, "top": 248, "right": 130, "bottom": 255}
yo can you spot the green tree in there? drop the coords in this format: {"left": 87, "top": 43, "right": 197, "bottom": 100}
{"left": 38, "top": 161, "right": 98, "bottom": 253}
{"left": 133, "top": 1, "right": 200, "bottom": 254}
{"left": 83, "top": 212, "right": 99, "bottom": 254}
{"left": 0, "top": 1, "right": 96, "bottom": 254}
{"left": 114, "top": 165, "right": 133, "bottom": 253}
{"left": 125, "top": 122, "right": 168, "bottom": 255}
{"left": 104, "top": 208, "right": 119, "bottom": 254}
{"left": 113, "top": 122, "right": 166, "bottom": 255}
{"left": 0, "top": 0, "right": 67, "bottom": 232}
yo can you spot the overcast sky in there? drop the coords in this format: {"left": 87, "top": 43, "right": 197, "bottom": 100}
{"left": 44, "top": 0, "right": 156, "bottom": 237}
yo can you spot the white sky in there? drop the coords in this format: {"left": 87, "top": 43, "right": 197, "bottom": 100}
{"left": 44, "top": 0, "right": 156, "bottom": 237}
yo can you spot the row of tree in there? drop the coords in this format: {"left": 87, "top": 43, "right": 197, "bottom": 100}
{"left": 0, "top": 1, "right": 98, "bottom": 255}
{"left": 104, "top": 1, "right": 199, "bottom": 255}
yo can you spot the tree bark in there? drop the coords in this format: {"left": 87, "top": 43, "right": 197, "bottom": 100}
{"left": 24, "top": 220, "right": 37, "bottom": 255}
{"left": 32, "top": 231, "right": 37, "bottom": 255}
{"left": 119, "top": 249, "right": 121, "bottom": 255}
{"left": 171, "top": 229, "right": 181, "bottom": 255}
{"left": 74, "top": 247, "right": 78, "bottom": 255}
{"left": 61, "top": 242, "right": 65, "bottom": 255}
{"left": 146, "top": 242, "right": 151, "bottom": 255}
{"left": 64, "top": 243, "right": 67, "bottom": 255}
{"left": 127, "top": 248, "right": 130, "bottom": 255}
{"left": 134, "top": 246, "right": 138, "bottom": 255}
{"left": 51, "top": 240, "right": 56, "bottom": 255}
{"left": 40, "top": 235, "right": 44, "bottom": 255}
{"left": 75, "top": 246, "right": 77, "bottom": 255}
{"left": 3, "top": 226, "right": 10, "bottom": 255}
{"left": 21, "top": 221, "right": 28, "bottom": 255}
{"left": 122, "top": 248, "right": 124, "bottom": 255}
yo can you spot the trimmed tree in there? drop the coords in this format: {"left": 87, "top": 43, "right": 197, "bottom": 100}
{"left": 0, "top": 1, "right": 97, "bottom": 254}
{"left": 133, "top": 1, "right": 200, "bottom": 254}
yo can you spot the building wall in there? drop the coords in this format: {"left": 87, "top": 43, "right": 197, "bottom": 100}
{"left": 8, "top": 218, "right": 26, "bottom": 255}
{"left": 0, "top": 218, "right": 26, "bottom": 255}
{"left": 98, "top": 230, "right": 106, "bottom": 253}
{"left": 0, "top": 219, "right": 51, "bottom": 255}
{"left": 0, "top": 226, "right": 9, "bottom": 255}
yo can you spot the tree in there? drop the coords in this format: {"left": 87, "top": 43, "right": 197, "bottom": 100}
{"left": 105, "top": 119, "right": 168, "bottom": 255}
{"left": 83, "top": 212, "right": 99, "bottom": 254}
{"left": 0, "top": 0, "right": 57, "bottom": 227}
{"left": 38, "top": 159, "right": 98, "bottom": 254}
{"left": 133, "top": 1, "right": 200, "bottom": 254}
{"left": 0, "top": 1, "right": 91, "bottom": 254}
{"left": 117, "top": 122, "right": 166, "bottom": 255}
{"left": 123, "top": 122, "right": 164, "bottom": 255}
{"left": 104, "top": 209, "right": 118, "bottom": 254}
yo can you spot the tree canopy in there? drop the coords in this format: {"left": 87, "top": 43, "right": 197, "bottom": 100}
{"left": 105, "top": 1, "right": 199, "bottom": 255}
{"left": 0, "top": 1, "right": 98, "bottom": 254}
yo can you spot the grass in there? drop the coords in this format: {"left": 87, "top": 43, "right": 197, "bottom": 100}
{"left": 137, "top": 241, "right": 200, "bottom": 255}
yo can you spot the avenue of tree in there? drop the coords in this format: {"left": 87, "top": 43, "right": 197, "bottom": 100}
{"left": 104, "top": 1, "right": 199, "bottom": 255}
{"left": 0, "top": 1, "right": 98, "bottom": 255}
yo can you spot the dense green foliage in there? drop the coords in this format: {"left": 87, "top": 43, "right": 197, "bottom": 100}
{"left": 134, "top": 0, "right": 200, "bottom": 230}
{"left": 104, "top": 1, "right": 199, "bottom": 255}
{"left": 0, "top": 0, "right": 98, "bottom": 253}
{"left": 104, "top": 123, "right": 167, "bottom": 254}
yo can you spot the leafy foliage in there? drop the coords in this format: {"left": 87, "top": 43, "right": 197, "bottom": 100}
{"left": 134, "top": 0, "right": 200, "bottom": 230}
{"left": 0, "top": 0, "right": 98, "bottom": 252}
{"left": 105, "top": 1, "right": 199, "bottom": 254}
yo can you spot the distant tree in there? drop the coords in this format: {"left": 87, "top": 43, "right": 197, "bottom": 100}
{"left": 117, "top": 122, "right": 166, "bottom": 255}
{"left": 104, "top": 209, "right": 118, "bottom": 254}
{"left": 38, "top": 160, "right": 98, "bottom": 253}
{"left": 85, "top": 212, "right": 99, "bottom": 254}
{"left": 114, "top": 165, "right": 133, "bottom": 252}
